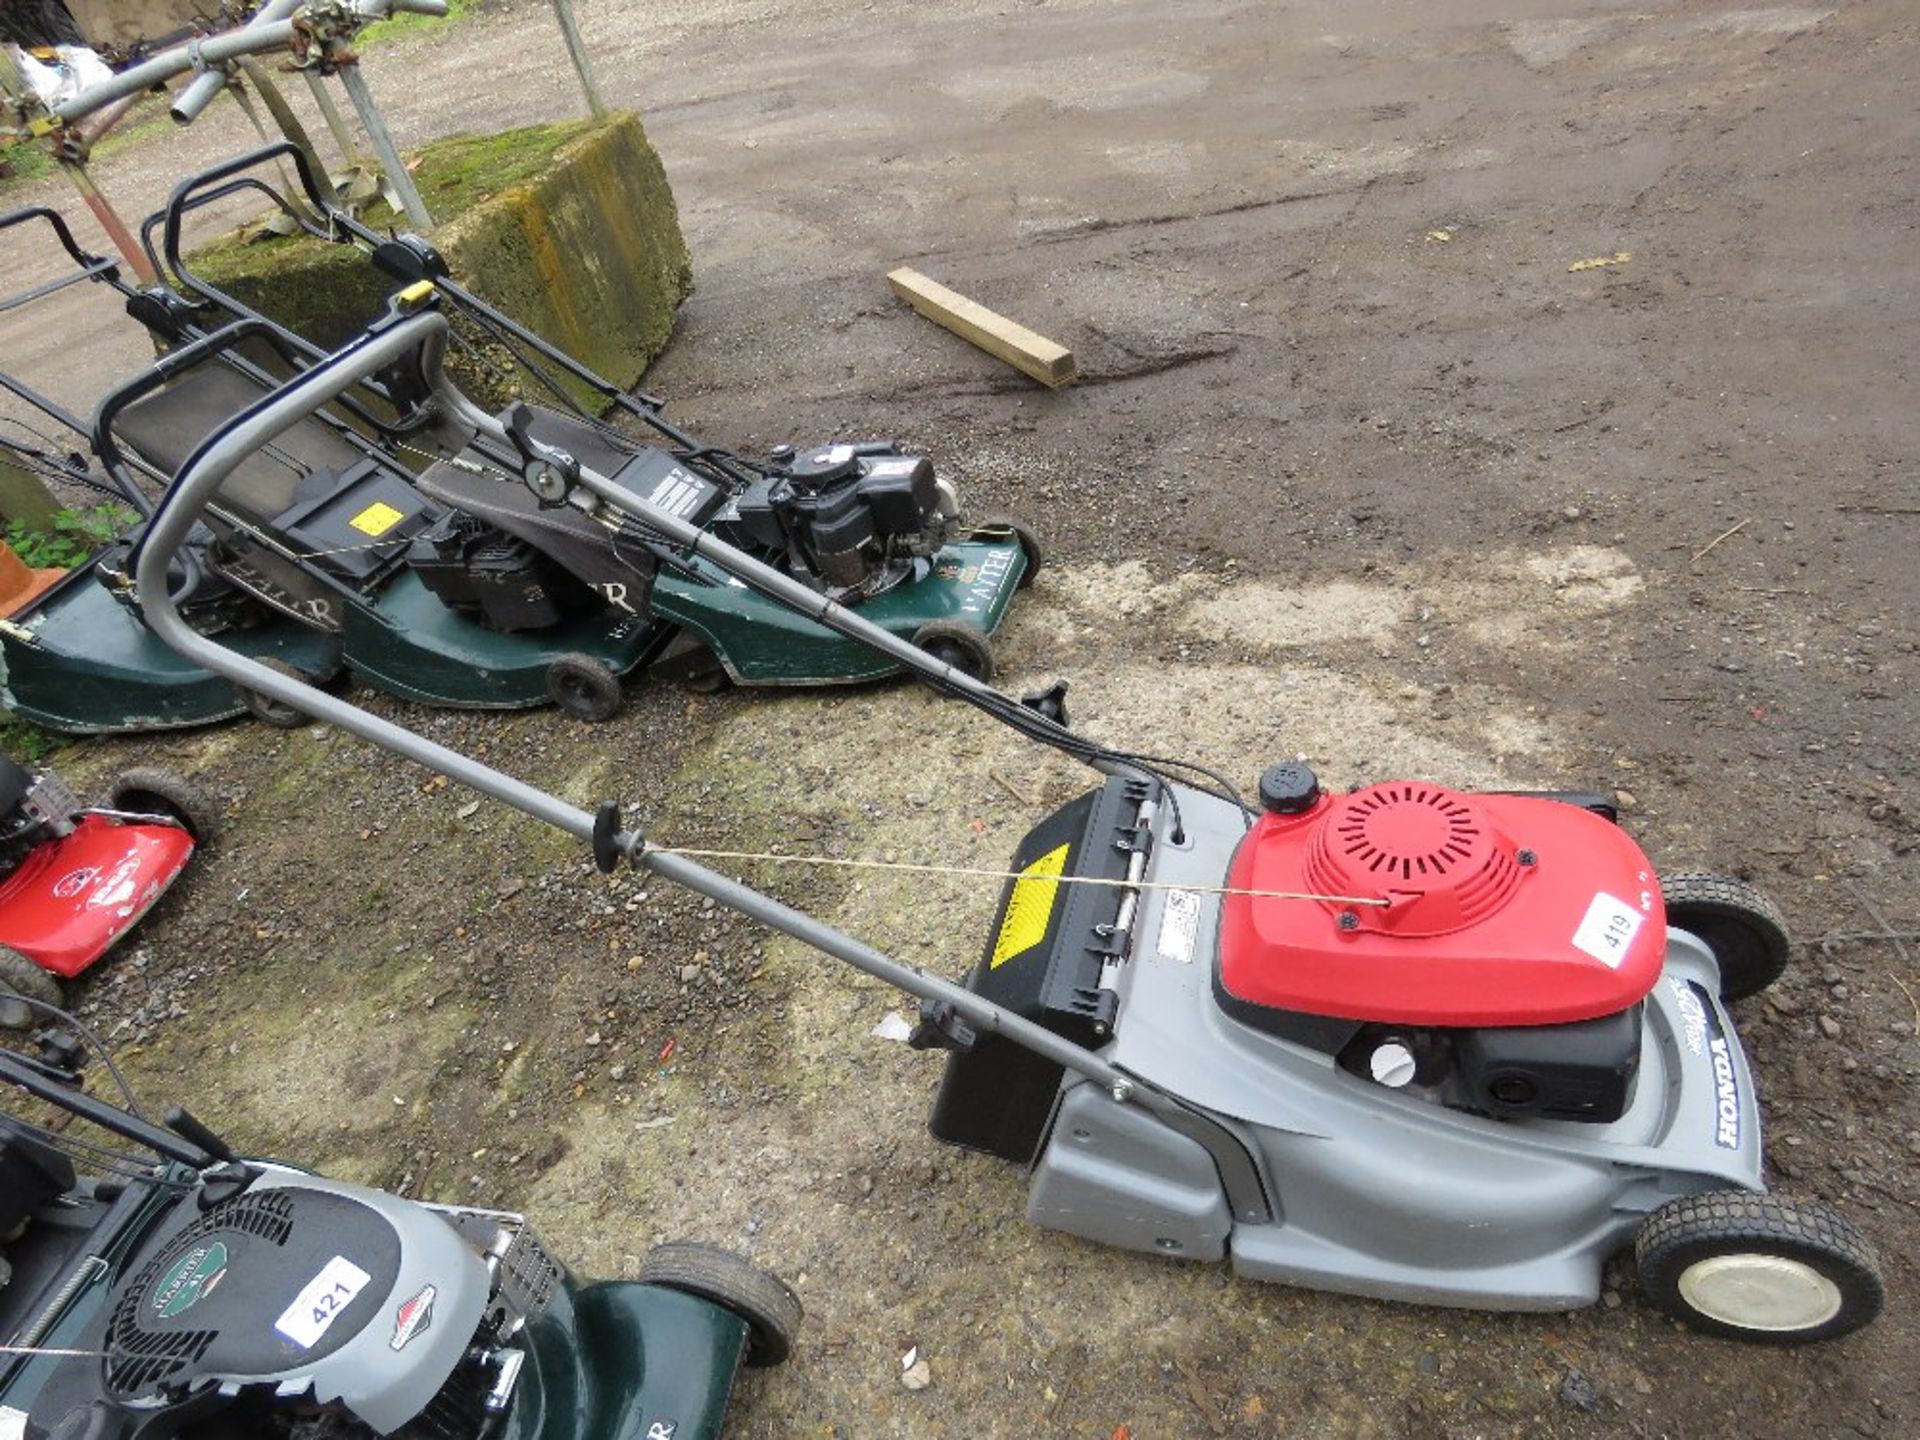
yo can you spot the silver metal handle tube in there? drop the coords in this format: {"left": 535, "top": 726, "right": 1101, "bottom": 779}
{"left": 130, "top": 312, "right": 1137, "bottom": 1099}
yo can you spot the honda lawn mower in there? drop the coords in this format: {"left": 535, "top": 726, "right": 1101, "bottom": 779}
{"left": 128, "top": 301, "right": 1885, "bottom": 1345}
{"left": 0, "top": 758, "right": 213, "bottom": 1026}
{"left": 0, "top": 1014, "right": 799, "bottom": 1440}
{"left": 140, "top": 142, "right": 1038, "bottom": 692}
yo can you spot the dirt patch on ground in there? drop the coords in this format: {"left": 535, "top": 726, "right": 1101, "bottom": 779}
{"left": 4, "top": 1, "right": 1916, "bottom": 1437}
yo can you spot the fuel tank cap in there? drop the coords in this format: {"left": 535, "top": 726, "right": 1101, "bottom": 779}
{"left": 1258, "top": 762, "right": 1321, "bottom": 815}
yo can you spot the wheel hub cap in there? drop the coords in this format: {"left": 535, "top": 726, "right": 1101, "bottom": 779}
{"left": 1678, "top": 1254, "right": 1842, "bottom": 1332}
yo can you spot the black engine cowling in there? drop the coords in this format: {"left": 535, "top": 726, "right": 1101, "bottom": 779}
{"left": 722, "top": 442, "right": 955, "bottom": 591}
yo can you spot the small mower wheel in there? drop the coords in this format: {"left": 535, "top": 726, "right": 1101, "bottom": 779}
{"left": 1662, "top": 873, "right": 1791, "bottom": 1001}
{"left": 681, "top": 649, "right": 734, "bottom": 695}
{"left": 913, "top": 618, "right": 995, "bottom": 682}
{"left": 637, "top": 1242, "right": 802, "bottom": 1367}
{"left": 1635, "top": 1191, "right": 1883, "bottom": 1344}
{"left": 545, "top": 653, "right": 624, "bottom": 723}
{"left": 974, "top": 515, "right": 1044, "bottom": 589}
{"left": 242, "top": 657, "right": 315, "bottom": 730}
{"left": 0, "top": 946, "right": 62, "bottom": 1031}
{"left": 109, "top": 768, "right": 220, "bottom": 846}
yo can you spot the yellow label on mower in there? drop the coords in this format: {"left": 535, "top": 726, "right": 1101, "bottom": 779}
{"left": 989, "top": 843, "right": 1070, "bottom": 969}
{"left": 349, "top": 501, "right": 406, "bottom": 537}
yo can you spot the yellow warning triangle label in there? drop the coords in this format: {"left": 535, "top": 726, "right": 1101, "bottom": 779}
{"left": 989, "top": 843, "right": 1070, "bottom": 969}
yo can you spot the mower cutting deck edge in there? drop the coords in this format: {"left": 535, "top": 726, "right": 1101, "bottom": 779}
{"left": 0, "top": 1023, "right": 797, "bottom": 1440}
{"left": 127, "top": 303, "right": 1885, "bottom": 1346}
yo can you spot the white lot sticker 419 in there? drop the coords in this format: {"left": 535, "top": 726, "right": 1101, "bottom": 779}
{"left": 275, "top": 1255, "right": 372, "bottom": 1349}
{"left": 1570, "top": 892, "right": 1644, "bottom": 968}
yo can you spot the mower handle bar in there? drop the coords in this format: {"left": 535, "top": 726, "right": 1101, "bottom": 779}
{"left": 159, "top": 140, "right": 339, "bottom": 280}
{"left": 128, "top": 306, "right": 1152, "bottom": 1112}
{"left": 0, "top": 207, "right": 133, "bottom": 438}
{"left": 0, "top": 204, "right": 109, "bottom": 274}
{"left": 0, "top": 1047, "right": 219, "bottom": 1170}
{"left": 0, "top": 204, "right": 123, "bottom": 314}
{"left": 142, "top": 174, "right": 330, "bottom": 287}
{"left": 53, "top": 0, "right": 451, "bottom": 126}
{"left": 156, "top": 141, "right": 742, "bottom": 473}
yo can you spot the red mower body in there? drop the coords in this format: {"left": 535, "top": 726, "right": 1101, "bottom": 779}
{"left": 0, "top": 814, "right": 196, "bottom": 979}
{"left": 1220, "top": 783, "right": 1666, "bottom": 1027}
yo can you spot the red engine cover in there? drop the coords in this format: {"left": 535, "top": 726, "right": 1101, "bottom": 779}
{"left": 0, "top": 816, "right": 196, "bottom": 979}
{"left": 1219, "top": 783, "right": 1665, "bottom": 1026}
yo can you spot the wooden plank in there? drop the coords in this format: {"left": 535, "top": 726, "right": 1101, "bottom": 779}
{"left": 887, "top": 267, "right": 1076, "bottom": 388}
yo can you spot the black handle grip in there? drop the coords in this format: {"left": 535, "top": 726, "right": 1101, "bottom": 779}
{"left": 164, "top": 1105, "right": 237, "bottom": 1162}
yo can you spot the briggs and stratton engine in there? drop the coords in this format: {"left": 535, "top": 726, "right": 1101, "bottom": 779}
{"left": 722, "top": 442, "right": 960, "bottom": 594}
{"left": 26, "top": 1171, "right": 561, "bottom": 1440}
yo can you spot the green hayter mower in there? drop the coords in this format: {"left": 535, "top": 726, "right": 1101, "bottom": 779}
{"left": 144, "top": 143, "right": 1040, "bottom": 696}
{"left": 1, "top": 1010, "right": 798, "bottom": 1440}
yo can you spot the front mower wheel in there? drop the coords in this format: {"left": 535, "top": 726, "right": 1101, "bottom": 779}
{"left": 0, "top": 946, "right": 62, "bottom": 1031}
{"left": 109, "top": 768, "right": 220, "bottom": 846}
{"left": 1635, "top": 1191, "right": 1883, "bottom": 1344}
{"left": 974, "top": 515, "right": 1044, "bottom": 589}
{"left": 241, "top": 657, "right": 316, "bottom": 730}
{"left": 637, "top": 1242, "right": 802, "bottom": 1367}
{"left": 545, "top": 653, "right": 624, "bottom": 722}
{"left": 913, "top": 618, "right": 995, "bottom": 682}
{"left": 1662, "top": 873, "right": 1790, "bottom": 1001}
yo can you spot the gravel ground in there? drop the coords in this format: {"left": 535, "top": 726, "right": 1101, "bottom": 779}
{"left": 3, "top": 2, "right": 1916, "bottom": 1437}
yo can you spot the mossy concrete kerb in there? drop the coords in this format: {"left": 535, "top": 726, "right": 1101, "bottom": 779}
{"left": 189, "top": 113, "right": 692, "bottom": 412}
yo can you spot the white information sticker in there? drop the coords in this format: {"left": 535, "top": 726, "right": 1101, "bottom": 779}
{"left": 1157, "top": 889, "right": 1202, "bottom": 965}
{"left": 274, "top": 1255, "right": 373, "bottom": 1349}
{"left": 1571, "top": 892, "right": 1644, "bottom": 969}
{"left": 3, "top": 1404, "right": 30, "bottom": 1440}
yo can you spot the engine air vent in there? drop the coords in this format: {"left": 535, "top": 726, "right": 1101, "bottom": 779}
{"left": 1336, "top": 784, "right": 1481, "bottom": 881}
{"left": 498, "top": 1227, "right": 562, "bottom": 1316}
{"left": 102, "top": 1197, "right": 294, "bottom": 1399}
{"left": 103, "top": 1320, "right": 218, "bottom": 1398}
{"left": 1304, "top": 783, "right": 1523, "bottom": 935}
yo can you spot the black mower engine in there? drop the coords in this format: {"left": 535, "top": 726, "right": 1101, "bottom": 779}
{"left": 0, "top": 757, "right": 77, "bottom": 858}
{"left": 26, "top": 1172, "right": 560, "bottom": 1440}
{"left": 722, "top": 442, "right": 960, "bottom": 595}
{"left": 407, "top": 511, "right": 602, "bottom": 633}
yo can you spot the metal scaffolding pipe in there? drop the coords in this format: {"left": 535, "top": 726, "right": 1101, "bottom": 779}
{"left": 549, "top": 0, "right": 608, "bottom": 118}
{"left": 338, "top": 63, "right": 433, "bottom": 232}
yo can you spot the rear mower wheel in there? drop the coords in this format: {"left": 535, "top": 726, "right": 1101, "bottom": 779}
{"left": 637, "top": 1242, "right": 802, "bottom": 1366}
{"left": 241, "top": 657, "right": 317, "bottom": 730}
{"left": 973, "top": 515, "right": 1044, "bottom": 588}
{"left": 1635, "top": 1191, "right": 1883, "bottom": 1344}
{"left": 0, "top": 946, "right": 61, "bottom": 1031}
{"left": 108, "top": 768, "right": 220, "bottom": 846}
{"left": 545, "top": 653, "right": 624, "bottom": 722}
{"left": 1662, "top": 873, "right": 1790, "bottom": 1001}
{"left": 913, "top": 618, "right": 995, "bottom": 682}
